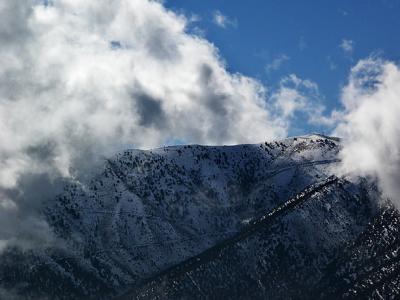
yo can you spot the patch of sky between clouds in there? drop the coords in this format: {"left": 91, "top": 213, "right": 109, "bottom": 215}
{"left": 43, "top": 0, "right": 53, "bottom": 7}
{"left": 110, "top": 40, "right": 122, "bottom": 50}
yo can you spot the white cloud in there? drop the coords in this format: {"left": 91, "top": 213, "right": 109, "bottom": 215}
{"left": 212, "top": 10, "right": 237, "bottom": 28}
{"left": 271, "top": 74, "right": 333, "bottom": 127}
{"left": 333, "top": 58, "right": 400, "bottom": 206}
{"left": 340, "top": 39, "right": 355, "bottom": 55}
{"left": 265, "top": 54, "right": 290, "bottom": 74}
{"left": 273, "top": 75, "right": 317, "bottom": 118}
{"left": 0, "top": 0, "right": 285, "bottom": 249}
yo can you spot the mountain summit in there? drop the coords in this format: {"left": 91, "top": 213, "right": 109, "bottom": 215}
{"left": 1, "top": 135, "right": 398, "bottom": 299}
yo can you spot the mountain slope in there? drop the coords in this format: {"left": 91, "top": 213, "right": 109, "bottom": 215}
{"left": 314, "top": 205, "right": 400, "bottom": 299}
{"left": 0, "top": 135, "right": 388, "bottom": 299}
{"left": 119, "top": 176, "right": 377, "bottom": 299}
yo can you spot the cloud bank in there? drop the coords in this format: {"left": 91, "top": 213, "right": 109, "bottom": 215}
{"left": 334, "top": 58, "right": 400, "bottom": 206}
{"left": 0, "top": 0, "right": 290, "bottom": 249}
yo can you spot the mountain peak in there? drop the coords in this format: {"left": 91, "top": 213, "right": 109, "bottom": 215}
{"left": 0, "top": 136, "right": 392, "bottom": 299}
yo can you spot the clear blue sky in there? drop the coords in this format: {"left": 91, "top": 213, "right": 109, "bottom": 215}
{"left": 165, "top": 0, "right": 400, "bottom": 133}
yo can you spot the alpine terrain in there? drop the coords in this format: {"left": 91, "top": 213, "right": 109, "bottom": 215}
{"left": 1, "top": 134, "right": 398, "bottom": 299}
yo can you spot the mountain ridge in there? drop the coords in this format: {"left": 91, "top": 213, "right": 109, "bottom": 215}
{"left": 0, "top": 134, "right": 395, "bottom": 299}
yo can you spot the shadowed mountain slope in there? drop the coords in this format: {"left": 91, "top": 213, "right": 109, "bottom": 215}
{"left": 1, "top": 135, "right": 394, "bottom": 299}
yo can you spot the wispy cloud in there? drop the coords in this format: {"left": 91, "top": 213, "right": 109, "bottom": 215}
{"left": 340, "top": 39, "right": 355, "bottom": 56}
{"left": 271, "top": 74, "right": 334, "bottom": 127}
{"left": 265, "top": 54, "right": 290, "bottom": 73}
{"left": 327, "top": 56, "right": 337, "bottom": 70}
{"left": 299, "top": 36, "right": 307, "bottom": 51}
{"left": 338, "top": 9, "right": 349, "bottom": 16}
{"left": 212, "top": 10, "right": 237, "bottom": 28}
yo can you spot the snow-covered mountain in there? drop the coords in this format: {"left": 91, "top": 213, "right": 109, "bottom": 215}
{"left": 0, "top": 134, "right": 396, "bottom": 299}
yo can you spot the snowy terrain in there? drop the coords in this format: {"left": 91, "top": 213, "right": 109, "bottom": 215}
{"left": 1, "top": 134, "right": 396, "bottom": 299}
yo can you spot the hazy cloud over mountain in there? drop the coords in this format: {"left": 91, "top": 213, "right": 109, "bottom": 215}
{"left": 334, "top": 58, "right": 400, "bottom": 207}
{"left": 0, "top": 0, "right": 399, "bottom": 250}
{"left": 0, "top": 0, "right": 289, "bottom": 249}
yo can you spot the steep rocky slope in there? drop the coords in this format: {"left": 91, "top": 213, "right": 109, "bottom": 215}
{"left": 119, "top": 176, "right": 377, "bottom": 299}
{"left": 0, "top": 135, "right": 391, "bottom": 299}
{"left": 314, "top": 205, "right": 400, "bottom": 299}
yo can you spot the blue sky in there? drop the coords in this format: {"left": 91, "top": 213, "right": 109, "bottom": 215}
{"left": 165, "top": 0, "right": 400, "bottom": 133}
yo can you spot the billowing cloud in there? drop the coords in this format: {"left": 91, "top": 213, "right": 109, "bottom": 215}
{"left": 0, "top": 0, "right": 286, "bottom": 249}
{"left": 334, "top": 58, "right": 400, "bottom": 206}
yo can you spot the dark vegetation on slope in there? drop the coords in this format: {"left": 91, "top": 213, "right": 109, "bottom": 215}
{"left": 1, "top": 135, "right": 398, "bottom": 299}
{"left": 119, "top": 177, "right": 378, "bottom": 299}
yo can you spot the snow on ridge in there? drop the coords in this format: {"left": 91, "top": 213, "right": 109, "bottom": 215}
{"left": 1, "top": 134, "right": 372, "bottom": 299}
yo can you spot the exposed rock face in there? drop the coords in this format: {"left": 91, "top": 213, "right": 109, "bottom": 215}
{"left": 1, "top": 135, "right": 396, "bottom": 299}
